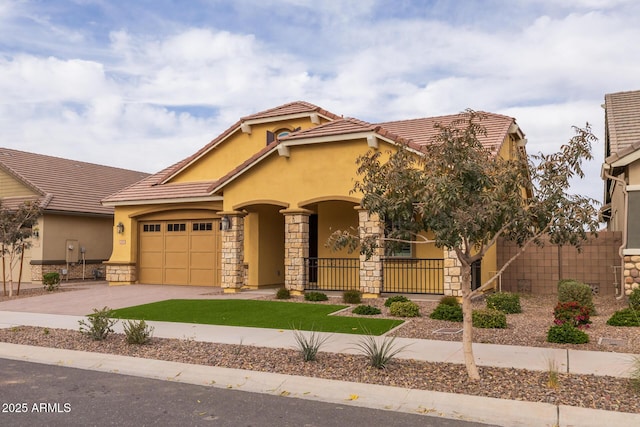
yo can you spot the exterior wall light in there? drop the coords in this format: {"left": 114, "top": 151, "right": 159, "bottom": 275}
{"left": 116, "top": 222, "right": 125, "bottom": 234}
{"left": 221, "top": 216, "right": 231, "bottom": 231}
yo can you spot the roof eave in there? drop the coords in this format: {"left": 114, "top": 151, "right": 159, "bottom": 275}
{"left": 102, "top": 195, "right": 224, "bottom": 207}
{"left": 241, "top": 111, "right": 331, "bottom": 127}
{"left": 607, "top": 147, "right": 640, "bottom": 168}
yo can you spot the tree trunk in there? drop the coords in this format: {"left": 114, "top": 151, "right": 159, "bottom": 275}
{"left": 2, "top": 247, "right": 6, "bottom": 297}
{"left": 460, "top": 262, "right": 480, "bottom": 380}
{"left": 17, "top": 243, "right": 24, "bottom": 296}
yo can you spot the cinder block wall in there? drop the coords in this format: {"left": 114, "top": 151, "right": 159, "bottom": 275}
{"left": 497, "top": 232, "right": 622, "bottom": 295}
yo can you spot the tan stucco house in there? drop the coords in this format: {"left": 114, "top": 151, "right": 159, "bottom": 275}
{"left": 0, "top": 148, "right": 149, "bottom": 284}
{"left": 102, "top": 101, "right": 528, "bottom": 297}
{"left": 601, "top": 89, "right": 640, "bottom": 295}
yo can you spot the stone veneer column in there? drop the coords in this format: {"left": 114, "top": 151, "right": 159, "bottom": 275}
{"left": 282, "top": 209, "right": 312, "bottom": 296}
{"left": 220, "top": 211, "right": 245, "bottom": 294}
{"left": 623, "top": 255, "right": 640, "bottom": 295}
{"left": 357, "top": 208, "right": 384, "bottom": 298}
{"left": 443, "top": 248, "right": 462, "bottom": 297}
{"left": 105, "top": 263, "right": 136, "bottom": 285}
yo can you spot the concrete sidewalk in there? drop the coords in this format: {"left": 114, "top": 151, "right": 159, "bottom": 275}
{"left": 0, "top": 310, "right": 635, "bottom": 379}
{"left": 1, "top": 282, "right": 639, "bottom": 426}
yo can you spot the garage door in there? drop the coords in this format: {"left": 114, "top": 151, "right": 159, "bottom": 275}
{"left": 138, "top": 219, "right": 221, "bottom": 286}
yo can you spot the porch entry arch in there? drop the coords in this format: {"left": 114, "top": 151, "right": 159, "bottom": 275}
{"left": 238, "top": 203, "right": 286, "bottom": 288}
{"left": 298, "top": 199, "right": 361, "bottom": 291}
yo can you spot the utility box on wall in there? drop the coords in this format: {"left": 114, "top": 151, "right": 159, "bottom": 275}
{"left": 65, "top": 239, "right": 79, "bottom": 264}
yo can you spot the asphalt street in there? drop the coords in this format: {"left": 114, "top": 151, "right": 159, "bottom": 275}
{"left": 0, "top": 358, "right": 497, "bottom": 427}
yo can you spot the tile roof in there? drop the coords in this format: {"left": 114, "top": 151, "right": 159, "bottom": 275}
{"left": 377, "top": 112, "right": 516, "bottom": 154}
{"left": 241, "top": 100, "right": 342, "bottom": 121}
{"left": 102, "top": 164, "right": 223, "bottom": 204}
{"left": 0, "top": 147, "right": 149, "bottom": 215}
{"left": 604, "top": 89, "right": 640, "bottom": 161}
{"left": 284, "top": 111, "right": 516, "bottom": 154}
{"left": 103, "top": 104, "right": 520, "bottom": 205}
{"left": 152, "top": 101, "right": 341, "bottom": 186}
{"left": 282, "top": 117, "right": 379, "bottom": 140}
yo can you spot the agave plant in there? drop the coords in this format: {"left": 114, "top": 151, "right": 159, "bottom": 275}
{"left": 292, "top": 329, "right": 331, "bottom": 362}
{"left": 354, "top": 334, "right": 410, "bottom": 369}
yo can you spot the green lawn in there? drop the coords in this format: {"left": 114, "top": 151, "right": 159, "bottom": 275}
{"left": 109, "top": 299, "right": 403, "bottom": 335}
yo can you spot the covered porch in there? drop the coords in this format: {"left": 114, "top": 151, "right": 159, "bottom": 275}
{"left": 220, "top": 200, "right": 459, "bottom": 297}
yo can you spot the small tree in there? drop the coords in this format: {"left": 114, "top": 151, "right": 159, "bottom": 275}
{"left": 328, "top": 111, "right": 599, "bottom": 380}
{"left": 0, "top": 201, "right": 42, "bottom": 296}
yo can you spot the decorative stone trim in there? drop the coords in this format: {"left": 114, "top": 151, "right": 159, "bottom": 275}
{"left": 220, "top": 211, "right": 246, "bottom": 293}
{"left": 281, "top": 209, "right": 312, "bottom": 292}
{"left": 623, "top": 255, "right": 640, "bottom": 295}
{"left": 443, "top": 248, "right": 463, "bottom": 297}
{"left": 357, "top": 209, "right": 383, "bottom": 297}
{"left": 30, "top": 262, "right": 106, "bottom": 283}
{"left": 105, "top": 263, "right": 136, "bottom": 285}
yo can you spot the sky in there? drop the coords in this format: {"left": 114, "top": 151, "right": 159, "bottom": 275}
{"left": 1, "top": 0, "right": 639, "bottom": 204}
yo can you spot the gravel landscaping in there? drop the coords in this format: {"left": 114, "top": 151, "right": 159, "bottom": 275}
{"left": 1, "top": 289, "right": 639, "bottom": 414}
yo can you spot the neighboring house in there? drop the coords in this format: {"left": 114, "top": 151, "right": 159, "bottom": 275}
{"left": 0, "top": 148, "right": 149, "bottom": 284}
{"left": 102, "top": 101, "right": 528, "bottom": 297}
{"left": 601, "top": 89, "right": 640, "bottom": 296}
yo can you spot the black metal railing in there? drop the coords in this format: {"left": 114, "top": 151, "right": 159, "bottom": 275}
{"left": 382, "top": 258, "right": 444, "bottom": 294}
{"left": 304, "top": 257, "right": 360, "bottom": 291}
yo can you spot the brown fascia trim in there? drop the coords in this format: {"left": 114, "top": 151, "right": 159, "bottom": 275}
{"left": 30, "top": 259, "right": 107, "bottom": 265}
{"left": 44, "top": 209, "right": 114, "bottom": 218}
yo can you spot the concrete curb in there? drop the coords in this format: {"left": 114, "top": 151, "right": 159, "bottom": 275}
{"left": 4, "top": 343, "right": 638, "bottom": 427}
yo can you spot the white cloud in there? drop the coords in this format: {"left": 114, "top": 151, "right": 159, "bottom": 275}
{"left": 1, "top": 0, "right": 638, "bottom": 205}
{"left": 0, "top": 55, "right": 112, "bottom": 103}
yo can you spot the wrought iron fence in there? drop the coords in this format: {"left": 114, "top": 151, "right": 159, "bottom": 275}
{"left": 304, "top": 257, "right": 360, "bottom": 291}
{"left": 382, "top": 258, "right": 444, "bottom": 294}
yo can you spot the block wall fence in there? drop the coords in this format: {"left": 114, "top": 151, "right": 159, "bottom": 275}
{"left": 497, "top": 231, "right": 623, "bottom": 296}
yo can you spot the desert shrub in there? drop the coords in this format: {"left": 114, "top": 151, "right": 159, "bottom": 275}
{"left": 304, "top": 291, "right": 328, "bottom": 302}
{"left": 293, "top": 329, "right": 330, "bottom": 362}
{"left": 429, "top": 302, "right": 463, "bottom": 322}
{"left": 558, "top": 280, "right": 596, "bottom": 315}
{"left": 78, "top": 307, "right": 117, "bottom": 341}
{"left": 384, "top": 295, "right": 409, "bottom": 307}
{"left": 389, "top": 301, "right": 420, "bottom": 317}
{"left": 547, "top": 323, "right": 589, "bottom": 344}
{"left": 553, "top": 301, "right": 591, "bottom": 328}
{"left": 354, "top": 334, "right": 409, "bottom": 369}
{"left": 42, "top": 272, "right": 61, "bottom": 292}
{"left": 438, "top": 295, "right": 460, "bottom": 306}
{"left": 557, "top": 278, "right": 580, "bottom": 288}
{"left": 606, "top": 308, "right": 640, "bottom": 327}
{"left": 352, "top": 305, "right": 381, "bottom": 315}
{"left": 629, "top": 288, "right": 640, "bottom": 311}
{"left": 472, "top": 309, "right": 507, "bottom": 328}
{"left": 343, "top": 290, "right": 362, "bottom": 304}
{"left": 486, "top": 292, "right": 521, "bottom": 314}
{"left": 123, "top": 319, "right": 154, "bottom": 345}
{"left": 275, "top": 288, "right": 291, "bottom": 299}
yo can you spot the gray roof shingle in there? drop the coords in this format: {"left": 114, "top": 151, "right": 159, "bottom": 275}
{"left": 0, "top": 148, "right": 149, "bottom": 215}
{"left": 605, "top": 89, "right": 640, "bottom": 161}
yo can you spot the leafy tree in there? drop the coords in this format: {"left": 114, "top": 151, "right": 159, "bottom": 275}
{"left": 329, "top": 111, "right": 599, "bottom": 380}
{"left": 0, "top": 201, "right": 42, "bottom": 296}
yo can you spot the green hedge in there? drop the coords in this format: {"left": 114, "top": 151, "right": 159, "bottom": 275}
{"left": 547, "top": 323, "right": 589, "bottom": 344}
{"left": 389, "top": 301, "right": 420, "bottom": 317}
{"left": 486, "top": 292, "right": 521, "bottom": 314}
{"left": 429, "top": 303, "right": 463, "bottom": 322}
{"left": 472, "top": 309, "right": 507, "bottom": 328}
{"left": 606, "top": 308, "right": 640, "bottom": 327}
